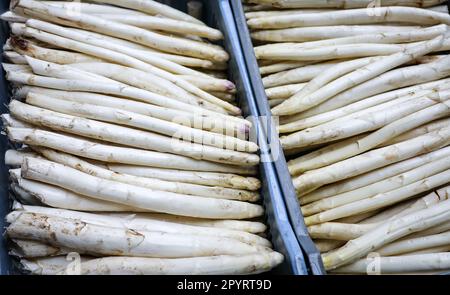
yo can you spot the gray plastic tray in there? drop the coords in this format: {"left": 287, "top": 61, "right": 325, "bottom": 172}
{"left": 0, "top": 0, "right": 308, "bottom": 275}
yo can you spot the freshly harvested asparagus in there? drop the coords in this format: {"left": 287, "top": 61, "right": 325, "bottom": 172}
{"left": 6, "top": 212, "right": 266, "bottom": 258}
{"left": 7, "top": 127, "right": 257, "bottom": 175}
{"left": 106, "top": 164, "right": 261, "bottom": 191}
{"left": 32, "top": 147, "right": 259, "bottom": 202}
{"left": 18, "top": 205, "right": 271, "bottom": 247}
{"left": 22, "top": 253, "right": 283, "bottom": 275}
{"left": 247, "top": 7, "right": 450, "bottom": 29}
{"left": 13, "top": 0, "right": 227, "bottom": 61}
{"left": 331, "top": 253, "right": 450, "bottom": 274}
{"left": 21, "top": 157, "right": 264, "bottom": 219}
{"left": 25, "top": 93, "right": 257, "bottom": 153}
{"left": 252, "top": 25, "right": 421, "bottom": 42}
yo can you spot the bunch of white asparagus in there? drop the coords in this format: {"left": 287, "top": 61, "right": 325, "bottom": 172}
{"left": 244, "top": 0, "right": 450, "bottom": 274}
{"left": 0, "top": 0, "right": 284, "bottom": 275}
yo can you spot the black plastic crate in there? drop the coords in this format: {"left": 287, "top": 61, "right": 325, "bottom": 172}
{"left": 0, "top": 0, "right": 308, "bottom": 275}
{"left": 229, "top": 0, "right": 326, "bottom": 275}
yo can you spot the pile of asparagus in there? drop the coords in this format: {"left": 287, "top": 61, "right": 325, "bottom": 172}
{"left": 0, "top": 0, "right": 284, "bottom": 275}
{"left": 244, "top": 0, "right": 450, "bottom": 274}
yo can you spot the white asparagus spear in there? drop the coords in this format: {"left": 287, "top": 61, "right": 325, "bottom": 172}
{"left": 66, "top": 62, "right": 223, "bottom": 110}
{"left": 304, "top": 169, "right": 450, "bottom": 226}
{"left": 88, "top": 0, "right": 204, "bottom": 24}
{"left": 380, "top": 117, "right": 450, "bottom": 147}
{"left": 390, "top": 186, "right": 450, "bottom": 221}
{"left": 279, "top": 78, "right": 450, "bottom": 133}
{"left": 266, "top": 83, "right": 306, "bottom": 100}
{"left": 282, "top": 89, "right": 450, "bottom": 149}
{"left": 262, "top": 61, "right": 338, "bottom": 88}
{"left": 7, "top": 128, "right": 256, "bottom": 175}
{"left": 298, "top": 145, "right": 450, "bottom": 203}
{"left": 331, "top": 253, "right": 450, "bottom": 274}
{"left": 107, "top": 164, "right": 260, "bottom": 191}
{"left": 40, "top": 1, "right": 147, "bottom": 16}
{"left": 109, "top": 212, "right": 267, "bottom": 234}
{"left": 10, "top": 168, "right": 146, "bottom": 212}
{"left": 7, "top": 148, "right": 260, "bottom": 191}
{"left": 21, "top": 157, "right": 264, "bottom": 219}
{"left": 9, "top": 36, "right": 102, "bottom": 64}
{"left": 19, "top": 205, "right": 270, "bottom": 247}
{"left": 11, "top": 182, "right": 42, "bottom": 206}
{"left": 293, "top": 127, "right": 450, "bottom": 193}
{"left": 308, "top": 223, "right": 377, "bottom": 241}
{"left": 177, "top": 75, "right": 236, "bottom": 93}
{"left": 21, "top": 21, "right": 238, "bottom": 114}
{"left": 275, "top": 56, "right": 383, "bottom": 114}
{"left": 20, "top": 256, "right": 90, "bottom": 275}
{"left": 1, "top": 10, "right": 27, "bottom": 22}
{"left": 53, "top": 26, "right": 223, "bottom": 69}
{"left": 321, "top": 198, "right": 450, "bottom": 270}
{"left": 247, "top": 0, "right": 446, "bottom": 8}
{"left": 34, "top": 147, "right": 259, "bottom": 202}
{"left": 7, "top": 212, "right": 266, "bottom": 258}
{"left": 259, "top": 61, "right": 316, "bottom": 76}
{"left": 274, "top": 25, "right": 448, "bottom": 49}
{"left": 5, "top": 149, "right": 41, "bottom": 166}
{"left": 251, "top": 25, "right": 421, "bottom": 42}
{"left": 272, "top": 36, "right": 444, "bottom": 115}
{"left": 247, "top": 6, "right": 450, "bottom": 29}
{"left": 13, "top": 86, "right": 248, "bottom": 136}
{"left": 1, "top": 113, "right": 34, "bottom": 128}
{"left": 255, "top": 42, "right": 407, "bottom": 61}
{"left": 245, "top": 9, "right": 336, "bottom": 19}
{"left": 3, "top": 51, "right": 27, "bottom": 64}
{"left": 25, "top": 93, "right": 256, "bottom": 153}
{"left": 377, "top": 231, "right": 450, "bottom": 256}
{"left": 58, "top": 253, "right": 283, "bottom": 275}
{"left": 314, "top": 240, "right": 345, "bottom": 253}
{"left": 302, "top": 157, "right": 450, "bottom": 216}
{"left": 92, "top": 14, "right": 222, "bottom": 40}
{"left": 14, "top": 1, "right": 226, "bottom": 61}
{"left": 9, "top": 101, "right": 259, "bottom": 166}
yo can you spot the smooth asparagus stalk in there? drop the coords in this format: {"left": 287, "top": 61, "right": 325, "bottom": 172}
{"left": 302, "top": 157, "right": 450, "bottom": 216}
{"left": 18, "top": 205, "right": 270, "bottom": 247}
{"left": 7, "top": 128, "right": 257, "bottom": 175}
{"left": 20, "top": 157, "right": 264, "bottom": 219}
{"left": 331, "top": 253, "right": 450, "bottom": 274}
{"left": 252, "top": 25, "right": 421, "bottom": 42}
{"left": 106, "top": 164, "right": 261, "bottom": 191}
{"left": 247, "top": 6, "right": 450, "bottom": 29}
{"left": 33, "top": 147, "right": 259, "bottom": 202}
{"left": 7, "top": 212, "right": 267, "bottom": 258}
